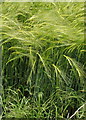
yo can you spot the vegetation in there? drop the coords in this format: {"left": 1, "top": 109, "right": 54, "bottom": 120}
{"left": 1, "top": 2, "right": 86, "bottom": 119}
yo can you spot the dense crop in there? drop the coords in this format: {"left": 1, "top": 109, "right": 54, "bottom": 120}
{"left": 1, "top": 2, "right": 86, "bottom": 119}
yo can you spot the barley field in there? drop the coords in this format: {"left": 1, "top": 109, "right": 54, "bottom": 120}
{"left": 1, "top": 2, "right": 86, "bottom": 119}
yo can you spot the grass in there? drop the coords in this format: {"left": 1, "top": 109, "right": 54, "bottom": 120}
{"left": 1, "top": 2, "right": 86, "bottom": 119}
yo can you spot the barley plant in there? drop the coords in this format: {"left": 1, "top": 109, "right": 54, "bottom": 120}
{"left": 1, "top": 2, "right": 86, "bottom": 119}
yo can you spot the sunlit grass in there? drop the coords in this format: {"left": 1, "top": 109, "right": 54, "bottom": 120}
{"left": 1, "top": 2, "right": 86, "bottom": 119}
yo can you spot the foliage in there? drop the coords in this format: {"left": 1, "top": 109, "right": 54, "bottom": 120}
{"left": 1, "top": 2, "right": 86, "bottom": 119}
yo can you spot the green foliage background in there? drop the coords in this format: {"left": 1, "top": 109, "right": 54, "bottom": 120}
{"left": 1, "top": 2, "right": 86, "bottom": 119}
